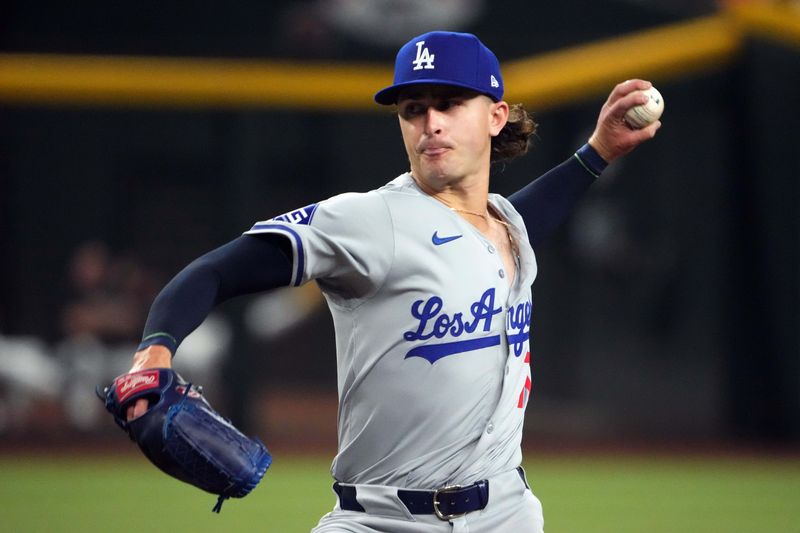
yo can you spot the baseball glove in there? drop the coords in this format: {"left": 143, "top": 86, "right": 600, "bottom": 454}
{"left": 98, "top": 368, "right": 272, "bottom": 512}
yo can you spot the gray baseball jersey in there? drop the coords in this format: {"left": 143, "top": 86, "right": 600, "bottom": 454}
{"left": 246, "top": 172, "right": 536, "bottom": 490}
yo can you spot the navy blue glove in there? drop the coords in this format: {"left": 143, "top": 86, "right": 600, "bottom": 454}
{"left": 98, "top": 368, "right": 272, "bottom": 512}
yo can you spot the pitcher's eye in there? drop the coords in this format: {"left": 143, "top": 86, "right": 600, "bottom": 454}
{"left": 434, "top": 98, "right": 465, "bottom": 112}
{"left": 435, "top": 100, "right": 451, "bottom": 112}
{"left": 400, "top": 102, "right": 425, "bottom": 118}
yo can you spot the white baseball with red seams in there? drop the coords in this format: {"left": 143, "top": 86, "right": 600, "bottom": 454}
{"left": 624, "top": 86, "right": 664, "bottom": 129}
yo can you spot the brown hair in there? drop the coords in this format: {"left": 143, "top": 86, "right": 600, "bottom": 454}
{"left": 491, "top": 103, "right": 537, "bottom": 163}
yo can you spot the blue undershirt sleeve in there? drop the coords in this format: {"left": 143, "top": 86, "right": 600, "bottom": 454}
{"left": 137, "top": 234, "right": 293, "bottom": 355}
{"left": 508, "top": 143, "right": 608, "bottom": 249}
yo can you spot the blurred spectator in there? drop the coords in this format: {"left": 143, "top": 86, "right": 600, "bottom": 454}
{"left": 0, "top": 325, "right": 60, "bottom": 434}
{"left": 54, "top": 241, "right": 159, "bottom": 430}
{"left": 318, "top": 0, "right": 485, "bottom": 48}
{"left": 274, "top": 0, "right": 485, "bottom": 58}
{"left": 54, "top": 240, "right": 232, "bottom": 430}
{"left": 60, "top": 241, "right": 156, "bottom": 344}
{"left": 244, "top": 283, "right": 325, "bottom": 341}
{"left": 0, "top": 238, "right": 237, "bottom": 435}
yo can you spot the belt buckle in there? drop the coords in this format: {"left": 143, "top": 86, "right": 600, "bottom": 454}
{"left": 432, "top": 484, "right": 465, "bottom": 520}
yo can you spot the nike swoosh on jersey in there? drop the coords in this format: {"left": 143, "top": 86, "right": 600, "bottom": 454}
{"left": 431, "top": 231, "right": 463, "bottom": 245}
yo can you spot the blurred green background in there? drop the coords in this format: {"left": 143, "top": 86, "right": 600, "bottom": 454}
{"left": 4, "top": 452, "right": 800, "bottom": 532}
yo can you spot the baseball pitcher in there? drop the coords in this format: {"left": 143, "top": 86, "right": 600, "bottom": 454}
{"left": 104, "top": 31, "right": 660, "bottom": 532}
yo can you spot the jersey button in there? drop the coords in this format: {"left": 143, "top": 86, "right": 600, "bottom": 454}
{"left": 487, "top": 244, "right": 495, "bottom": 254}
{"left": 498, "top": 269, "right": 505, "bottom": 278}
{"left": 486, "top": 422, "right": 494, "bottom": 434}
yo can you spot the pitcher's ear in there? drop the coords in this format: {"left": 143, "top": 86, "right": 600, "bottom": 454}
{"left": 490, "top": 100, "right": 510, "bottom": 136}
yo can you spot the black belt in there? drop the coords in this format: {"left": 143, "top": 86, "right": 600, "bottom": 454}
{"left": 334, "top": 477, "right": 492, "bottom": 520}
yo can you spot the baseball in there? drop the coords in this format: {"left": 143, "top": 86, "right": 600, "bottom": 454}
{"left": 624, "top": 86, "right": 664, "bottom": 129}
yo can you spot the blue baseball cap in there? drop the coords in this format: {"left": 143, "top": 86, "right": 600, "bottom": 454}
{"left": 374, "top": 31, "right": 504, "bottom": 105}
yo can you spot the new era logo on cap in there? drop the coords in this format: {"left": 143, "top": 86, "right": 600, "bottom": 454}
{"left": 375, "top": 31, "right": 504, "bottom": 105}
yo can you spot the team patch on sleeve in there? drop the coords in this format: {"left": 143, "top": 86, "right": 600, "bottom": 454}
{"left": 268, "top": 203, "right": 318, "bottom": 226}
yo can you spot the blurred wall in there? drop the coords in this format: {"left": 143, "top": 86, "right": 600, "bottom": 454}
{"left": 1, "top": 1, "right": 797, "bottom": 443}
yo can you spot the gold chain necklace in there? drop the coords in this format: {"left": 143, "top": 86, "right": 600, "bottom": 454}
{"left": 450, "top": 206, "right": 512, "bottom": 231}
{"left": 450, "top": 207, "right": 489, "bottom": 220}
{"left": 435, "top": 196, "right": 512, "bottom": 236}
{"left": 447, "top": 204, "right": 517, "bottom": 257}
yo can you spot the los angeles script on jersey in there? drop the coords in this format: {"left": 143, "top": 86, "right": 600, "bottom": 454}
{"left": 403, "top": 288, "right": 531, "bottom": 364}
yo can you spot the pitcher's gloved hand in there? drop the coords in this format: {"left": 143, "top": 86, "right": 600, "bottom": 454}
{"left": 98, "top": 368, "right": 272, "bottom": 512}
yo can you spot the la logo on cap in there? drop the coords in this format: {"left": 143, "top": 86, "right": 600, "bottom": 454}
{"left": 412, "top": 41, "right": 435, "bottom": 71}
{"left": 373, "top": 31, "right": 504, "bottom": 105}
